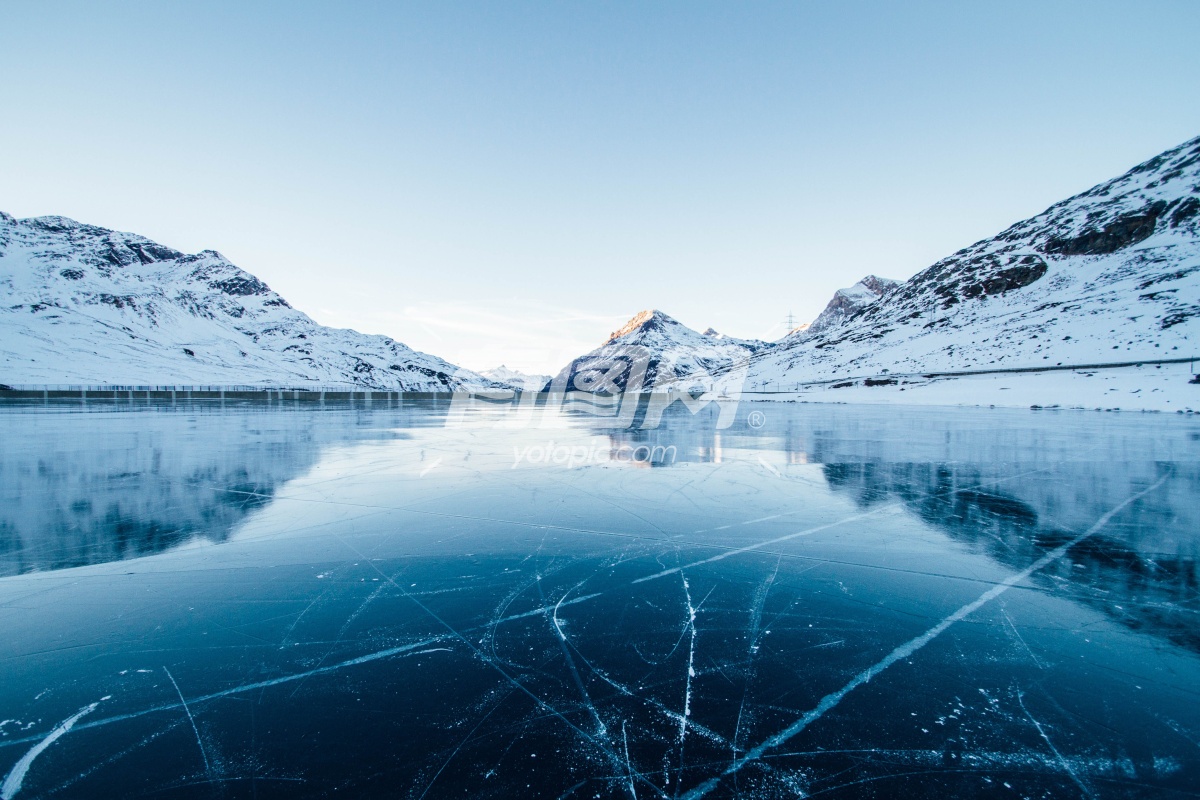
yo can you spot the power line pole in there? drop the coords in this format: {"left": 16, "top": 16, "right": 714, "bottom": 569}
{"left": 783, "top": 311, "right": 797, "bottom": 330}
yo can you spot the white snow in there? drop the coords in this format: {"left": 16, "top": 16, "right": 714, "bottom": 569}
{"left": 543, "top": 137, "right": 1199, "bottom": 412}
{"left": 548, "top": 309, "right": 768, "bottom": 389}
{"left": 741, "top": 135, "right": 1200, "bottom": 409}
{"left": 0, "top": 214, "right": 499, "bottom": 391}
{"left": 3, "top": 135, "right": 1198, "bottom": 410}
{"left": 790, "top": 275, "right": 902, "bottom": 338}
{"left": 481, "top": 365, "right": 550, "bottom": 390}
{"left": 753, "top": 361, "right": 1199, "bottom": 413}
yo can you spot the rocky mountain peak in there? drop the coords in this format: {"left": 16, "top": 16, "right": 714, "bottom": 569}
{"left": 857, "top": 275, "right": 900, "bottom": 296}
{"left": 801, "top": 275, "right": 902, "bottom": 336}
{"left": 28, "top": 215, "right": 82, "bottom": 232}
{"left": 607, "top": 309, "right": 678, "bottom": 343}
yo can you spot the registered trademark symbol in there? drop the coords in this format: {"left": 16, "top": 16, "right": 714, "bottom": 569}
{"left": 747, "top": 410, "right": 766, "bottom": 429}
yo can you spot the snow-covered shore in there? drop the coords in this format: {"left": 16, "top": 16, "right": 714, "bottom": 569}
{"left": 749, "top": 360, "right": 1199, "bottom": 413}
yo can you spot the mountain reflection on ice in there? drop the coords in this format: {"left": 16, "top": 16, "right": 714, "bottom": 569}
{"left": 0, "top": 399, "right": 1197, "bottom": 798}
{"left": 0, "top": 400, "right": 423, "bottom": 575}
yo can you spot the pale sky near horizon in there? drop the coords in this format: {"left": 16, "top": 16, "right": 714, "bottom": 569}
{"left": 2, "top": 1, "right": 1199, "bottom": 375}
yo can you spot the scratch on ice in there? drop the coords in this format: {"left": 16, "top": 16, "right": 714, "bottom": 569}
{"left": 1, "top": 698, "right": 107, "bottom": 800}
{"left": 679, "top": 472, "right": 1170, "bottom": 799}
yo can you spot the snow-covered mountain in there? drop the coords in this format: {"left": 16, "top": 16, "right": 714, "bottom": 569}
{"left": 744, "top": 135, "right": 1200, "bottom": 404}
{"left": 798, "top": 274, "right": 901, "bottom": 337}
{"left": 0, "top": 213, "right": 498, "bottom": 390}
{"left": 481, "top": 364, "right": 550, "bottom": 390}
{"left": 548, "top": 310, "right": 768, "bottom": 391}
{"left": 7, "top": 134, "right": 1196, "bottom": 409}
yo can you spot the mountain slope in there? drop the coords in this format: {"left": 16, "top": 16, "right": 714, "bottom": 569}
{"left": 481, "top": 365, "right": 550, "bottom": 390}
{"left": 549, "top": 310, "right": 768, "bottom": 391}
{"left": 0, "top": 213, "right": 496, "bottom": 390}
{"left": 799, "top": 275, "right": 901, "bottom": 336}
{"left": 746, "top": 135, "right": 1200, "bottom": 396}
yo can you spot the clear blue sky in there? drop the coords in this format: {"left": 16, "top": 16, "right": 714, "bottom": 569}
{"left": 3, "top": 1, "right": 1198, "bottom": 374}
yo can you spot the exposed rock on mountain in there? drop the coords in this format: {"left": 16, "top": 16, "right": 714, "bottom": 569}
{"left": 800, "top": 275, "right": 901, "bottom": 336}
{"left": 550, "top": 310, "right": 767, "bottom": 391}
{"left": 0, "top": 214, "right": 496, "bottom": 390}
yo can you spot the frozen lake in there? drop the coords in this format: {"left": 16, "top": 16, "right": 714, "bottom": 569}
{"left": 1, "top": 398, "right": 1198, "bottom": 798}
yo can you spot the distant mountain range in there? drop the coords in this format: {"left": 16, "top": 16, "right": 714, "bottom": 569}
{"left": 546, "top": 309, "right": 769, "bottom": 392}
{"left": 4, "top": 135, "right": 1197, "bottom": 407}
{"left": 0, "top": 214, "right": 499, "bottom": 390}
{"left": 743, "top": 134, "right": 1200, "bottom": 389}
{"left": 481, "top": 364, "right": 550, "bottom": 390}
{"left": 544, "top": 135, "right": 1199, "bottom": 409}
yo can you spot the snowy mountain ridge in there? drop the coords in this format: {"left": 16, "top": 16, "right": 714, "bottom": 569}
{"left": 0, "top": 213, "right": 499, "bottom": 390}
{"left": 545, "top": 277, "right": 904, "bottom": 394}
{"left": 798, "top": 275, "right": 902, "bottom": 337}
{"left": 549, "top": 309, "right": 768, "bottom": 391}
{"left": 4, "top": 134, "right": 1198, "bottom": 409}
{"left": 740, "top": 135, "right": 1200, "bottom": 398}
{"left": 481, "top": 364, "right": 550, "bottom": 390}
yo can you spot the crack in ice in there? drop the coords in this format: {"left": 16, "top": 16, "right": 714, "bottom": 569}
{"left": 163, "top": 667, "right": 212, "bottom": 780}
{"left": 1, "top": 700, "right": 103, "bottom": 800}
{"left": 679, "top": 471, "right": 1171, "bottom": 799}
{"left": 0, "top": 640, "right": 450, "bottom": 751}
{"left": 1018, "top": 690, "right": 1094, "bottom": 799}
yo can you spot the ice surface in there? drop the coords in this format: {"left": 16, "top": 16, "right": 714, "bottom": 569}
{"left": 0, "top": 398, "right": 1198, "bottom": 798}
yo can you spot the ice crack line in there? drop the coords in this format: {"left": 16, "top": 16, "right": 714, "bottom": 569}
{"left": 164, "top": 667, "right": 212, "bottom": 779}
{"left": 680, "top": 471, "right": 1171, "bottom": 799}
{"left": 1017, "top": 690, "right": 1094, "bottom": 799}
{"left": 680, "top": 574, "right": 697, "bottom": 745}
{"left": 0, "top": 639, "right": 450, "bottom": 752}
{"left": 637, "top": 466, "right": 1053, "bottom": 584}
{"left": 544, "top": 579, "right": 606, "bottom": 737}
{"left": 348, "top": 549, "right": 669, "bottom": 799}
{"left": 636, "top": 505, "right": 904, "bottom": 584}
{"left": 1, "top": 700, "right": 104, "bottom": 800}
{"left": 623, "top": 721, "right": 637, "bottom": 800}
